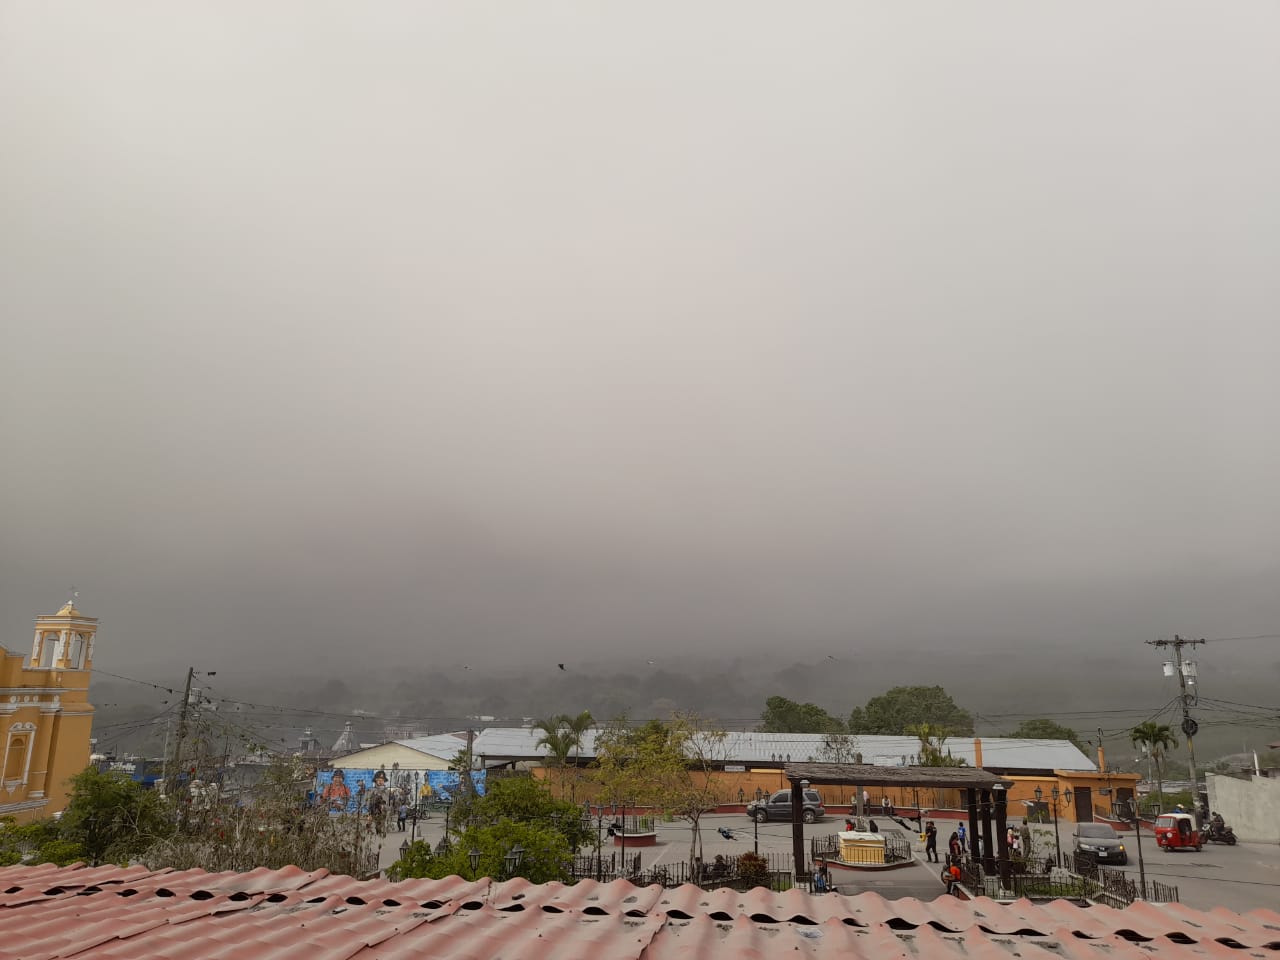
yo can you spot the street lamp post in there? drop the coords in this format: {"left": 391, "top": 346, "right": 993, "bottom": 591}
{"left": 468, "top": 847, "right": 482, "bottom": 880}
{"left": 1126, "top": 799, "right": 1148, "bottom": 900}
{"left": 503, "top": 843, "right": 525, "bottom": 878}
{"left": 620, "top": 799, "right": 630, "bottom": 880}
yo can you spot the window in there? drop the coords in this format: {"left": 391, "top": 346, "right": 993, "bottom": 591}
{"left": 4, "top": 738, "right": 26, "bottom": 780}
{"left": 39, "top": 634, "right": 57, "bottom": 668}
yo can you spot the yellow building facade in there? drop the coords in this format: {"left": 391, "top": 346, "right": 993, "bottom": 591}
{"left": 0, "top": 600, "right": 97, "bottom": 822}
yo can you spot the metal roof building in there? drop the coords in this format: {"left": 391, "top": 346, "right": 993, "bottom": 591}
{"left": 0, "top": 863, "right": 1275, "bottom": 960}
{"left": 472, "top": 727, "right": 1096, "bottom": 772}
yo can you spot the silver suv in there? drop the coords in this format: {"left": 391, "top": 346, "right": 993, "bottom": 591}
{"left": 746, "top": 789, "right": 826, "bottom": 823}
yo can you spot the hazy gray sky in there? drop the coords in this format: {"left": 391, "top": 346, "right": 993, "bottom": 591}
{"left": 2, "top": 3, "right": 1278, "bottom": 674}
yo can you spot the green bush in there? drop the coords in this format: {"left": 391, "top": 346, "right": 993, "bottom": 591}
{"left": 737, "top": 852, "right": 771, "bottom": 889}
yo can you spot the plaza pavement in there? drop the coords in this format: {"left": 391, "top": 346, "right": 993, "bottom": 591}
{"left": 377, "top": 811, "right": 1280, "bottom": 911}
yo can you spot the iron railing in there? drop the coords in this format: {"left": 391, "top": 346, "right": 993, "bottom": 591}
{"left": 810, "top": 830, "right": 912, "bottom": 864}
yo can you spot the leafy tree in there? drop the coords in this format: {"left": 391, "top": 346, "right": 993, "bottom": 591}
{"left": 390, "top": 819, "right": 572, "bottom": 883}
{"left": 1130, "top": 722, "right": 1178, "bottom": 814}
{"left": 61, "top": 767, "right": 172, "bottom": 865}
{"left": 848, "top": 686, "right": 974, "bottom": 736}
{"left": 592, "top": 717, "right": 685, "bottom": 813}
{"left": 591, "top": 714, "right": 729, "bottom": 870}
{"left": 910, "top": 723, "right": 967, "bottom": 767}
{"left": 1005, "top": 718, "right": 1085, "bottom": 751}
{"left": 759, "top": 696, "right": 846, "bottom": 734}
{"left": 736, "top": 851, "right": 771, "bottom": 889}
{"left": 447, "top": 776, "right": 595, "bottom": 854}
{"left": 0, "top": 817, "right": 85, "bottom": 867}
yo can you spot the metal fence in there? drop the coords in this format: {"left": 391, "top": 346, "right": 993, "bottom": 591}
{"left": 569, "top": 851, "right": 642, "bottom": 882}
{"left": 569, "top": 850, "right": 794, "bottom": 891}
{"left": 810, "top": 831, "right": 912, "bottom": 864}
{"left": 960, "top": 854, "right": 1179, "bottom": 906}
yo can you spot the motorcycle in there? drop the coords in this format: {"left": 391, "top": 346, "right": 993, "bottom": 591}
{"left": 1205, "top": 821, "right": 1237, "bottom": 845}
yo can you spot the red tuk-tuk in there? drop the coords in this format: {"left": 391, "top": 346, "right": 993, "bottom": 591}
{"left": 1154, "top": 812, "right": 1202, "bottom": 852}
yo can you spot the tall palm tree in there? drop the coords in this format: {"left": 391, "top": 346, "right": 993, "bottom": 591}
{"left": 559, "top": 710, "right": 593, "bottom": 802}
{"left": 533, "top": 717, "right": 575, "bottom": 797}
{"left": 1130, "top": 722, "right": 1178, "bottom": 814}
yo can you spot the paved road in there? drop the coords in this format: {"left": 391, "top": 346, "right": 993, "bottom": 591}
{"left": 377, "top": 811, "right": 1280, "bottom": 911}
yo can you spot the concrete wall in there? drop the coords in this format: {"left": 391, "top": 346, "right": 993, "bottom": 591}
{"left": 1206, "top": 773, "right": 1280, "bottom": 843}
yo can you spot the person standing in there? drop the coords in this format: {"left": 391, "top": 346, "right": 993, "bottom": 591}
{"left": 925, "top": 820, "right": 939, "bottom": 862}
{"left": 948, "top": 831, "right": 961, "bottom": 864}
{"left": 956, "top": 822, "right": 967, "bottom": 853}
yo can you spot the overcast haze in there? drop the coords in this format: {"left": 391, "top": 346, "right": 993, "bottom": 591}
{"left": 2, "top": 3, "right": 1278, "bottom": 677}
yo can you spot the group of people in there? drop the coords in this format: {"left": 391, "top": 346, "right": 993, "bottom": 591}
{"left": 925, "top": 820, "right": 971, "bottom": 863}
{"left": 856, "top": 790, "right": 898, "bottom": 816}
{"left": 924, "top": 819, "right": 1030, "bottom": 864}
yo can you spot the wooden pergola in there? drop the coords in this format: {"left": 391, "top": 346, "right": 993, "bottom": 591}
{"left": 783, "top": 762, "right": 1018, "bottom": 881}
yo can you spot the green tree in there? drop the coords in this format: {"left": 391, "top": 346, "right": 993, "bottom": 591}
{"left": 0, "top": 817, "right": 85, "bottom": 867}
{"left": 533, "top": 711, "right": 594, "bottom": 800}
{"left": 391, "top": 819, "right": 572, "bottom": 883}
{"left": 848, "top": 686, "right": 974, "bottom": 736}
{"left": 447, "top": 776, "right": 595, "bottom": 854}
{"left": 759, "top": 696, "right": 846, "bottom": 734}
{"left": 61, "top": 766, "right": 172, "bottom": 865}
{"left": 1005, "top": 718, "right": 1085, "bottom": 751}
{"left": 533, "top": 717, "right": 575, "bottom": 797}
{"left": 910, "top": 723, "right": 967, "bottom": 767}
{"left": 591, "top": 714, "right": 729, "bottom": 870}
{"left": 1130, "top": 722, "right": 1178, "bottom": 814}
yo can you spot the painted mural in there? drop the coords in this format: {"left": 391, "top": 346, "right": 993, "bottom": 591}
{"left": 315, "top": 767, "right": 486, "bottom": 814}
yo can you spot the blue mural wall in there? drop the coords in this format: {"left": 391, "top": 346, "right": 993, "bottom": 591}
{"left": 315, "top": 768, "right": 486, "bottom": 813}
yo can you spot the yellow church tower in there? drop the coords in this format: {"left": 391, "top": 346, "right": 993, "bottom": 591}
{"left": 0, "top": 596, "right": 97, "bottom": 821}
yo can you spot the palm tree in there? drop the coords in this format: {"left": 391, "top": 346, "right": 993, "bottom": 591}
{"left": 1130, "top": 722, "right": 1178, "bottom": 814}
{"left": 559, "top": 711, "right": 593, "bottom": 802}
{"left": 533, "top": 717, "right": 575, "bottom": 797}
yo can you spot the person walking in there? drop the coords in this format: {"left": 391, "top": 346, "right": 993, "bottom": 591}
{"left": 925, "top": 821, "right": 939, "bottom": 862}
{"left": 956, "top": 822, "right": 967, "bottom": 853}
{"left": 948, "top": 831, "right": 961, "bottom": 865}
{"left": 397, "top": 802, "right": 408, "bottom": 833}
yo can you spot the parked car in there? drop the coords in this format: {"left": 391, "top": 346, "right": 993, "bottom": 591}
{"left": 746, "top": 789, "right": 826, "bottom": 823}
{"left": 1073, "top": 822, "right": 1127, "bottom": 864}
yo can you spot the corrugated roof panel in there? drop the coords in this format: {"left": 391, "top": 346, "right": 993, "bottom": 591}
{"left": 468, "top": 727, "right": 1096, "bottom": 771}
{"left": 393, "top": 733, "right": 468, "bottom": 758}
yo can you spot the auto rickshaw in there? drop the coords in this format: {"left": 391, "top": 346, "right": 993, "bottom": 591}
{"left": 1154, "top": 812, "right": 1202, "bottom": 852}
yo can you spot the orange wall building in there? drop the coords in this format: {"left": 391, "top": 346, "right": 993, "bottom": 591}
{"left": 0, "top": 599, "right": 97, "bottom": 822}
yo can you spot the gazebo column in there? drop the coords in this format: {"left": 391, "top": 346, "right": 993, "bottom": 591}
{"left": 966, "top": 788, "right": 980, "bottom": 863}
{"left": 994, "top": 786, "right": 1012, "bottom": 887}
{"left": 980, "top": 789, "right": 995, "bottom": 873}
{"left": 791, "top": 780, "right": 805, "bottom": 878}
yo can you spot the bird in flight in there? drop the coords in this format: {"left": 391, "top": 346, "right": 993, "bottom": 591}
{"left": 558, "top": 663, "right": 565, "bottom": 671}
{"left": 646, "top": 659, "right": 656, "bottom": 665}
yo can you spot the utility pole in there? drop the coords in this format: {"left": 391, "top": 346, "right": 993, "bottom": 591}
{"left": 462, "top": 728, "right": 476, "bottom": 797}
{"left": 167, "top": 667, "right": 196, "bottom": 797}
{"left": 1147, "top": 635, "right": 1204, "bottom": 809}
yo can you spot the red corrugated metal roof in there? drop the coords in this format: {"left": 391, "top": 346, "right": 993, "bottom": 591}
{"left": 0, "top": 864, "right": 1275, "bottom": 960}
